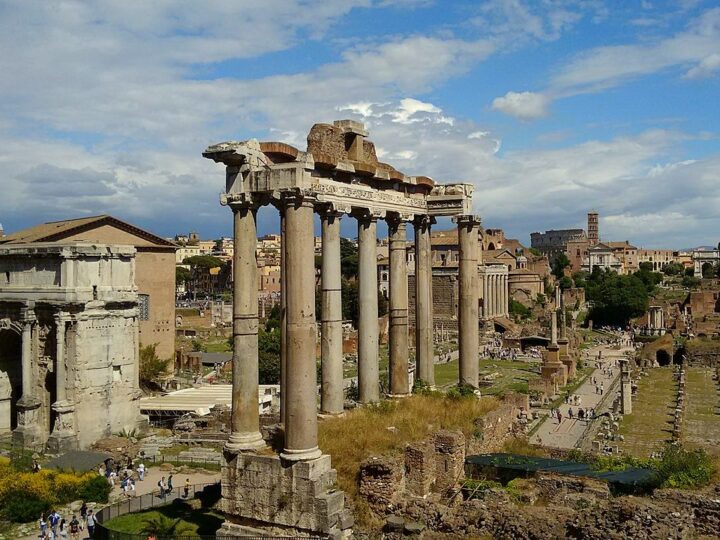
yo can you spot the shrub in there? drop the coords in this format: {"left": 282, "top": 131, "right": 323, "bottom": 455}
{"left": 447, "top": 383, "right": 476, "bottom": 400}
{"left": 654, "top": 445, "right": 715, "bottom": 489}
{"left": 2, "top": 489, "right": 50, "bottom": 522}
{"left": 77, "top": 474, "right": 112, "bottom": 503}
{"left": 461, "top": 479, "right": 502, "bottom": 499}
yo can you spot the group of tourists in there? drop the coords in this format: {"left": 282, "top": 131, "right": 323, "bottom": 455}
{"left": 38, "top": 505, "right": 94, "bottom": 540}
{"left": 550, "top": 406, "right": 596, "bottom": 424}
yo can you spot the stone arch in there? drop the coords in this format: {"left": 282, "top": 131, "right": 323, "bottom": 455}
{"left": 656, "top": 349, "right": 671, "bottom": 367}
{"left": 0, "top": 329, "right": 22, "bottom": 433}
{"left": 487, "top": 242, "right": 496, "bottom": 250}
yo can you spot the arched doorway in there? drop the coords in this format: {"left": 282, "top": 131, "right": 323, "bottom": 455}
{"left": 0, "top": 330, "right": 22, "bottom": 433}
{"left": 487, "top": 242, "right": 496, "bottom": 250}
{"left": 656, "top": 349, "right": 671, "bottom": 367}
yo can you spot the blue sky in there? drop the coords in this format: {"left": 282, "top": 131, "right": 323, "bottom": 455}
{"left": 0, "top": 0, "right": 718, "bottom": 248}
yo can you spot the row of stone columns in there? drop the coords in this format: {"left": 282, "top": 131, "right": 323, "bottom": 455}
{"left": 482, "top": 271, "right": 508, "bottom": 319}
{"left": 226, "top": 193, "right": 481, "bottom": 462}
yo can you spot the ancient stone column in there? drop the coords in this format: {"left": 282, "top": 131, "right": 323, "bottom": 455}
{"left": 55, "top": 317, "right": 67, "bottom": 403}
{"left": 551, "top": 310, "right": 558, "bottom": 345}
{"left": 455, "top": 215, "right": 481, "bottom": 388}
{"left": 320, "top": 209, "right": 344, "bottom": 415}
{"left": 620, "top": 358, "right": 632, "bottom": 414}
{"left": 490, "top": 274, "right": 497, "bottom": 318}
{"left": 14, "top": 311, "right": 42, "bottom": 447}
{"left": 20, "top": 320, "right": 33, "bottom": 403}
{"left": 226, "top": 204, "right": 264, "bottom": 453}
{"left": 482, "top": 271, "right": 488, "bottom": 318}
{"left": 357, "top": 214, "right": 380, "bottom": 403}
{"left": 388, "top": 216, "right": 410, "bottom": 397}
{"left": 414, "top": 216, "right": 434, "bottom": 386}
{"left": 280, "top": 208, "right": 287, "bottom": 425}
{"left": 282, "top": 195, "right": 321, "bottom": 462}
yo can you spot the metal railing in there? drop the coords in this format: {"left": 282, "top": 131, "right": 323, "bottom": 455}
{"left": 93, "top": 482, "right": 319, "bottom": 539}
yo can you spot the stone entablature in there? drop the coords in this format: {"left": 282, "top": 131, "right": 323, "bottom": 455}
{"left": 0, "top": 243, "right": 145, "bottom": 451}
{"left": 0, "top": 243, "right": 136, "bottom": 303}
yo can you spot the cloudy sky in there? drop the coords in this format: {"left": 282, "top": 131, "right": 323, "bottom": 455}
{"left": 0, "top": 0, "right": 718, "bottom": 248}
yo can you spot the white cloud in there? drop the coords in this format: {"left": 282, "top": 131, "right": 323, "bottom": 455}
{"left": 492, "top": 7, "right": 720, "bottom": 119}
{"left": 491, "top": 91, "right": 550, "bottom": 120}
{"left": 684, "top": 53, "right": 720, "bottom": 78}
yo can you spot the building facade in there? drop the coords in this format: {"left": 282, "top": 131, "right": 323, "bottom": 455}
{"left": 1, "top": 215, "right": 177, "bottom": 362}
{"left": 0, "top": 243, "right": 145, "bottom": 451}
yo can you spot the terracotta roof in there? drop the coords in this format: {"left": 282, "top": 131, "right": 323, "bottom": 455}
{"left": 0, "top": 215, "right": 176, "bottom": 248}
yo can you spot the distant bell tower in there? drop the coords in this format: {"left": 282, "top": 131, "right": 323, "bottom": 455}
{"left": 587, "top": 211, "right": 599, "bottom": 246}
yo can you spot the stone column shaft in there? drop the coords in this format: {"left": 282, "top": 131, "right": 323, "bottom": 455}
{"left": 357, "top": 215, "right": 380, "bottom": 403}
{"left": 551, "top": 310, "right": 558, "bottom": 345}
{"left": 320, "top": 211, "right": 344, "bottom": 415}
{"left": 455, "top": 215, "right": 480, "bottom": 388}
{"left": 55, "top": 319, "right": 67, "bottom": 403}
{"left": 388, "top": 218, "right": 409, "bottom": 396}
{"left": 226, "top": 205, "right": 264, "bottom": 452}
{"left": 282, "top": 196, "right": 321, "bottom": 462}
{"left": 20, "top": 321, "right": 33, "bottom": 401}
{"left": 280, "top": 209, "right": 287, "bottom": 425}
{"left": 414, "top": 217, "right": 434, "bottom": 386}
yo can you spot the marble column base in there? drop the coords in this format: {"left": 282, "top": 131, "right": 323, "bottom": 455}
{"left": 13, "top": 396, "right": 44, "bottom": 449}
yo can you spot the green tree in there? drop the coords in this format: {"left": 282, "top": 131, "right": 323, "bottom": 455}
{"left": 572, "top": 271, "right": 589, "bottom": 289}
{"left": 528, "top": 247, "right": 542, "bottom": 257}
{"left": 509, "top": 299, "right": 531, "bottom": 319}
{"left": 175, "top": 266, "right": 191, "bottom": 284}
{"left": 139, "top": 344, "right": 171, "bottom": 388}
{"left": 662, "top": 262, "right": 684, "bottom": 276}
{"left": 342, "top": 278, "right": 359, "bottom": 323}
{"left": 552, "top": 253, "right": 571, "bottom": 279}
{"left": 634, "top": 265, "right": 663, "bottom": 293}
{"left": 340, "top": 238, "right": 359, "bottom": 278}
{"left": 684, "top": 267, "right": 695, "bottom": 277}
{"left": 182, "top": 255, "right": 223, "bottom": 269}
{"left": 558, "top": 276, "right": 574, "bottom": 290}
{"left": 378, "top": 289, "right": 389, "bottom": 317}
{"left": 258, "top": 327, "right": 281, "bottom": 384}
{"left": 584, "top": 269, "right": 649, "bottom": 326}
{"left": 682, "top": 275, "right": 701, "bottom": 289}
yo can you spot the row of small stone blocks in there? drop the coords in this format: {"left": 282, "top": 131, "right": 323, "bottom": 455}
{"left": 359, "top": 429, "right": 466, "bottom": 510}
{"left": 672, "top": 364, "right": 687, "bottom": 441}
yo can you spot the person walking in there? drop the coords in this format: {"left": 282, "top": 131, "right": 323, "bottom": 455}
{"left": 86, "top": 510, "right": 96, "bottom": 539}
{"left": 39, "top": 513, "right": 47, "bottom": 538}
{"left": 167, "top": 474, "right": 174, "bottom": 495}
{"left": 69, "top": 515, "right": 81, "bottom": 540}
{"left": 57, "top": 519, "right": 68, "bottom": 539}
{"left": 79, "top": 502, "right": 87, "bottom": 523}
{"left": 184, "top": 478, "right": 191, "bottom": 499}
{"left": 158, "top": 476, "right": 167, "bottom": 500}
{"left": 137, "top": 461, "right": 145, "bottom": 481}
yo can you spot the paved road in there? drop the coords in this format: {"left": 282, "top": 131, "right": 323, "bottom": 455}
{"left": 530, "top": 339, "right": 631, "bottom": 449}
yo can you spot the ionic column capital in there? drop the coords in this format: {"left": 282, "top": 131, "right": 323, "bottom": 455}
{"left": 354, "top": 208, "right": 384, "bottom": 223}
{"left": 226, "top": 192, "right": 264, "bottom": 211}
{"left": 280, "top": 189, "right": 318, "bottom": 210}
{"left": 316, "top": 203, "right": 345, "bottom": 219}
{"left": 413, "top": 214, "right": 436, "bottom": 228}
{"left": 453, "top": 214, "right": 482, "bottom": 227}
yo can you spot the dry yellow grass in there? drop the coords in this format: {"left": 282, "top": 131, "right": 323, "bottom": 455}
{"left": 318, "top": 394, "right": 499, "bottom": 500}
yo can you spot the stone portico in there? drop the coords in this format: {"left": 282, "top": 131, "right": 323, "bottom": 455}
{"left": 0, "top": 243, "right": 146, "bottom": 451}
{"left": 203, "top": 120, "right": 478, "bottom": 538}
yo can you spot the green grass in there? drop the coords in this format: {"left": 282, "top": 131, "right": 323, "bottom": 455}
{"left": 682, "top": 368, "right": 720, "bottom": 453}
{"left": 103, "top": 503, "right": 223, "bottom": 537}
{"left": 618, "top": 368, "right": 676, "bottom": 457}
{"left": 434, "top": 358, "right": 539, "bottom": 395}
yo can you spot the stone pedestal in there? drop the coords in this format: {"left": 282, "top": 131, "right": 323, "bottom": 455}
{"left": 13, "top": 396, "right": 43, "bottom": 449}
{"left": 219, "top": 453, "right": 352, "bottom": 538}
{"left": 557, "top": 338, "right": 576, "bottom": 380}
{"left": 541, "top": 345, "right": 567, "bottom": 387}
{"left": 46, "top": 400, "right": 79, "bottom": 453}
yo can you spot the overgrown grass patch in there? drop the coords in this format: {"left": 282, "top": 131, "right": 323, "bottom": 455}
{"left": 103, "top": 503, "right": 224, "bottom": 537}
{"left": 318, "top": 394, "right": 499, "bottom": 501}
